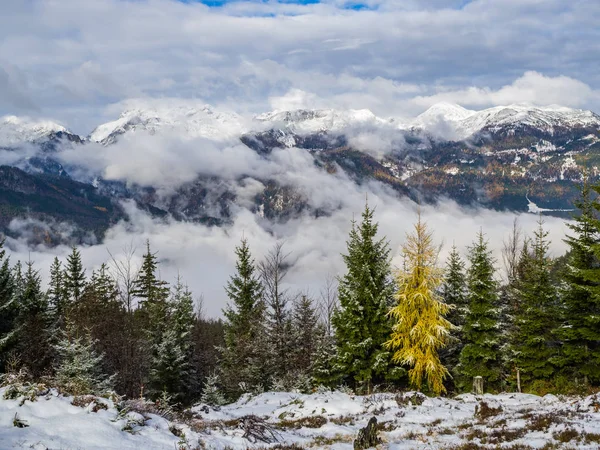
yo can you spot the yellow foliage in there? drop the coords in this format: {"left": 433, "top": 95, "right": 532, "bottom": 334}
{"left": 386, "top": 214, "right": 453, "bottom": 395}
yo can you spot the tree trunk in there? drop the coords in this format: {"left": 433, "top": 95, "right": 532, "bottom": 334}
{"left": 516, "top": 368, "right": 521, "bottom": 393}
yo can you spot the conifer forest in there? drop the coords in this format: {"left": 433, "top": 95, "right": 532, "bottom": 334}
{"left": 2, "top": 180, "right": 600, "bottom": 407}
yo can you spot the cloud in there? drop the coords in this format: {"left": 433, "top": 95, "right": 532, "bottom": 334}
{"left": 0, "top": 64, "right": 38, "bottom": 112}
{"left": 411, "top": 71, "right": 600, "bottom": 110}
{"left": 4, "top": 187, "right": 570, "bottom": 318}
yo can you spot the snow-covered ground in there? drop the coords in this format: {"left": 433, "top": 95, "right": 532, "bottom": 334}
{"left": 2, "top": 386, "right": 600, "bottom": 449}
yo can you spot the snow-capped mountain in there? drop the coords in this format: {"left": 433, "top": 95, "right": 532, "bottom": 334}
{"left": 411, "top": 103, "right": 600, "bottom": 140}
{"left": 0, "top": 115, "right": 73, "bottom": 148}
{"left": 2, "top": 101, "right": 600, "bottom": 246}
{"left": 251, "top": 108, "right": 393, "bottom": 148}
{"left": 255, "top": 108, "right": 389, "bottom": 133}
{"left": 410, "top": 102, "right": 476, "bottom": 130}
{"left": 89, "top": 104, "right": 248, "bottom": 145}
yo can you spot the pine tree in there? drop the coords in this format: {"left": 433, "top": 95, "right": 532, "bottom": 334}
{"left": 386, "top": 216, "right": 452, "bottom": 395}
{"left": 439, "top": 244, "right": 468, "bottom": 383}
{"left": 331, "top": 203, "right": 400, "bottom": 392}
{"left": 15, "top": 261, "right": 53, "bottom": 377}
{"left": 220, "top": 238, "right": 267, "bottom": 399}
{"left": 48, "top": 257, "right": 66, "bottom": 328}
{"left": 557, "top": 180, "right": 600, "bottom": 384}
{"left": 148, "top": 327, "right": 187, "bottom": 400}
{"left": 512, "top": 219, "right": 559, "bottom": 386}
{"left": 259, "top": 243, "right": 294, "bottom": 385}
{"left": 64, "top": 247, "right": 86, "bottom": 306}
{"left": 290, "top": 295, "right": 321, "bottom": 388}
{"left": 54, "top": 322, "right": 114, "bottom": 396}
{"left": 0, "top": 239, "right": 15, "bottom": 371}
{"left": 458, "top": 231, "right": 502, "bottom": 391}
{"left": 131, "top": 242, "right": 173, "bottom": 399}
{"left": 201, "top": 372, "right": 226, "bottom": 406}
{"left": 163, "top": 277, "right": 196, "bottom": 400}
{"left": 132, "top": 240, "right": 169, "bottom": 306}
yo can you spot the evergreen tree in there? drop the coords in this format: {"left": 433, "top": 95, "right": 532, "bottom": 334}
{"left": 162, "top": 277, "right": 196, "bottom": 400}
{"left": 439, "top": 244, "right": 468, "bottom": 383}
{"left": 259, "top": 243, "right": 294, "bottom": 385}
{"left": 149, "top": 327, "right": 187, "bottom": 401}
{"left": 386, "top": 216, "right": 452, "bottom": 395}
{"left": 290, "top": 295, "right": 321, "bottom": 387}
{"left": 200, "top": 372, "right": 226, "bottom": 406}
{"left": 70, "top": 264, "right": 127, "bottom": 392}
{"left": 220, "top": 238, "right": 267, "bottom": 399}
{"left": 64, "top": 247, "right": 86, "bottom": 306}
{"left": 54, "top": 322, "right": 114, "bottom": 395}
{"left": 48, "top": 257, "right": 66, "bottom": 328}
{"left": 0, "top": 239, "right": 15, "bottom": 371}
{"left": 557, "top": 180, "right": 600, "bottom": 384}
{"left": 512, "top": 220, "right": 559, "bottom": 386}
{"left": 131, "top": 242, "right": 174, "bottom": 400}
{"left": 458, "top": 231, "right": 502, "bottom": 391}
{"left": 15, "top": 261, "right": 53, "bottom": 377}
{"left": 132, "top": 240, "right": 169, "bottom": 306}
{"left": 331, "top": 203, "right": 399, "bottom": 392}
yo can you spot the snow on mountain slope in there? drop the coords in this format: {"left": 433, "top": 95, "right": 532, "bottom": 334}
{"left": 411, "top": 102, "right": 476, "bottom": 130}
{"left": 411, "top": 103, "right": 600, "bottom": 140}
{"left": 0, "top": 115, "right": 70, "bottom": 147}
{"left": 89, "top": 105, "right": 248, "bottom": 145}
{"left": 255, "top": 108, "right": 390, "bottom": 135}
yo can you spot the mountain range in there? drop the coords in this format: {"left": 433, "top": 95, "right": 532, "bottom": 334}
{"left": 1, "top": 102, "right": 599, "bottom": 245}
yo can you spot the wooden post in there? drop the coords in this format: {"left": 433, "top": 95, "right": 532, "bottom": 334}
{"left": 516, "top": 368, "right": 521, "bottom": 393}
{"left": 473, "top": 376, "right": 484, "bottom": 395}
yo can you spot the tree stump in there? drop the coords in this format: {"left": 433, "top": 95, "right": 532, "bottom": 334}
{"left": 473, "top": 376, "right": 484, "bottom": 395}
{"left": 353, "top": 417, "right": 381, "bottom": 450}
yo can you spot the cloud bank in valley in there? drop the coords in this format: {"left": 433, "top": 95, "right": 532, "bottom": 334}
{"left": 6, "top": 128, "right": 571, "bottom": 317}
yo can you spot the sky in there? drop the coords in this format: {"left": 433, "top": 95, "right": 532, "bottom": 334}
{"left": 1, "top": 0, "right": 599, "bottom": 134}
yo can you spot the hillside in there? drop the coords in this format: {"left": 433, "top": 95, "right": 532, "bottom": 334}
{"left": 1, "top": 102, "right": 599, "bottom": 244}
{"left": 2, "top": 386, "right": 600, "bottom": 449}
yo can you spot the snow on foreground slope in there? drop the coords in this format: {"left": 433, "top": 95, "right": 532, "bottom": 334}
{"left": 2, "top": 388, "right": 600, "bottom": 449}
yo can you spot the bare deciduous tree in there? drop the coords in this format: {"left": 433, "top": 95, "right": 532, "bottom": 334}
{"left": 502, "top": 218, "right": 522, "bottom": 284}
{"left": 319, "top": 274, "right": 338, "bottom": 336}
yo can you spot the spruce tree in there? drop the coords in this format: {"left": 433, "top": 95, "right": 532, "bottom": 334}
{"left": 0, "top": 239, "right": 15, "bottom": 371}
{"left": 220, "top": 238, "right": 267, "bottom": 399}
{"left": 386, "top": 216, "right": 452, "bottom": 395}
{"left": 458, "top": 231, "right": 502, "bottom": 391}
{"left": 439, "top": 244, "right": 468, "bottom": 384}
{"left": 331, "top": 203, "right": 399, "bottom": 392}
{"left": 557, "top": 180, "right": 600, "bottom": 384}
{"left": 132, "top": 242, "right": 173, "bottom": 399}
{"left": 64, "top": 247, "right": 86, "bottom": 306}
{"left": 512, "top": 220, "right": 559, "bottom": 387}
{"left": 132, "top": 240, "right": 169, "bottom": 306}
{"left": 200, "top": 372, "right": 226, "bottom": 406}
{"left": 54, "top": 322, "right": 114, "bottom": 395}
{"left": 15, "top": 261, "right": 53, "bottom": 377}
{"left": 163, "top": 277, "right": 196, "bottom": 400}
{"left": 48, "top": 257, "right": 66, "bottom": 328}
{"left": 290, "top": 295, "right": 321, "bottom": 388}
{"left": 259, "top": 243, "right": 293, "bottom": 386}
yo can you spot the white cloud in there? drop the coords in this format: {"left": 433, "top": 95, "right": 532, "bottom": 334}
{"left": 411, "top": 71, "right": 600, "bottom": 111}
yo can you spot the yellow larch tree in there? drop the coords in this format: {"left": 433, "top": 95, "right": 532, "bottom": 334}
{"left": 386, "top": 214, "right": 453, "bottom": 395}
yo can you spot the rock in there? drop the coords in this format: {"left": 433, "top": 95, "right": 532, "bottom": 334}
{"left": 353, "top": 416, "right": 381, "bottom": 450}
